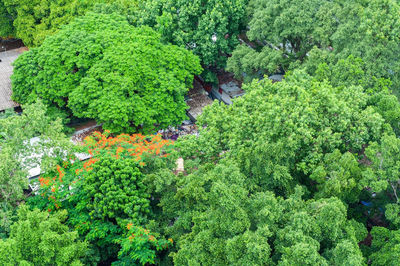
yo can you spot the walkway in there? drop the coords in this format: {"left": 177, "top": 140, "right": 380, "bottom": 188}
{"left": 0, "top": 47, "right": 26, "bottom": 111}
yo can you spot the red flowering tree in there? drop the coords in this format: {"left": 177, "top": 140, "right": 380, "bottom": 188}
{"left": 29, "top": 131, "right": 174, "bottom": 264}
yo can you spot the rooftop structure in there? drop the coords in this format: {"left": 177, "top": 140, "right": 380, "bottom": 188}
{"left": 210, "top": 71, "right": 245, "bottom": 105}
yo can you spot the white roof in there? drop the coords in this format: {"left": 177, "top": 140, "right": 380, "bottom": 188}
{"left": 26, "top": 129, "right": 94, "bottom": 179}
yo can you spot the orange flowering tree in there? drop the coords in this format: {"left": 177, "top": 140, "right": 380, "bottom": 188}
{"left": 32, "top": 131, "right": 173, "bottom": 210}
{"left": 28, "top": 131, "right": 174, "bottom": 264}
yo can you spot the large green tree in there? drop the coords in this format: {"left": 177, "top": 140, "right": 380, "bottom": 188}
{"left": 178, "top": 70, "right": 395, "bottom": 200}
{"left": 227, "top": 0, "right": 335, "bottom": 81}
{"left": 329, "top": 0, "right": 400, "bottom": 89}
{"left": 0, "top": 205, "right": 87, "bottom": 265}
{"left": 1, "top": 0, "right": 94, "bottom": 46}
{"left": 368, "top": 227, "right": 400, "bottom": 265}
{"left": 11, "top": 12, "right": 202, "bottom": 134}
{"left": 136, "top": 0, "right": 248, "bottom": 81}
{"left": 0, "top": 0, "right": 138, "bottom": 46}
{"left": 153, "top": 159, "right": 365, "bottom": 265}
{"left": 227, "top": 0, "right": 400, "bottom": 90}
{"left": 169, "top": 69, "right": 400, "bottom": 264}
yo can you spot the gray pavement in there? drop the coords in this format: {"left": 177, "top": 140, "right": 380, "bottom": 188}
{"left": 0, "top": 48, "right": 24, "bottom": 111}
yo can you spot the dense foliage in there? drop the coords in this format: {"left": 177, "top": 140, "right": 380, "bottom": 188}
{"left": 116, "top": 224, "right": 172, "bottom": 265}
{"left": 169, "top": 69, "right": 400, "bottom": 264}
{"left": 0, "top": 0, "right": 139, "bottom": 46}
{"left": 0, "top": 0, "right": 13, "bottom": 38}
{"left": 154, "top": 160, "right": 366, "bottom": 265}
{"left": 11, "top": 12, "right": 202, "bottom": 133}
{"left": 368, "top": 227, "right": 400, "bottom": 265}
{"left": 1, "top": 0, "right": 94, "bottom": 46}
{"left": 179, "top": 71, "right": 391, "bottom": 200}
{"left": 136, "top": 0, "right": 248, "bottom": 82}
{"left": 28, "top": 132, "right": 175, "bottom": 264}
{"left": 0, "top": 205, "right": 87, "bottom": 265}
{"left": 227, "top": 0, "right": 400, "bottom": 90}
{"left": 0, "top": 101, "right": 71, "bottom": 236}
{"left": 4, "top": 0, "right": 400, "bottom": 264}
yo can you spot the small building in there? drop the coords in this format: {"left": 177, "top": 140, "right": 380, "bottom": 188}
{"left": 210, "top": 71, "right": 245, "bottom": 105}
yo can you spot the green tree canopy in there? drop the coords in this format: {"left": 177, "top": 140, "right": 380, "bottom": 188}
{"left": 28, "top": 132, "right": 175, "bottom": 264}
{"left": 0, "top": 0, "right": 14, "bottom": 37}
{"left": 154, "top": 159, "right": 365, "bottom": 265}
{"left": 0, "top": 100, "right": 71, "bottom": 235}
{"left": 84, "top": 155, "right": 150, "bottom": 224}
{"left": 363, "top": 134, "right": 400, "bottom": 229}
{"left": 0, "top": 205, "right": 87, "bottom": 265}
{"left": 169, "top": 69, "right": 400, "bottom": 264}
{"left": 227, "top": 0, "right": 400, "bottom": 90}
{"left": 178, "top": 70, "right": 397, "bottom": 201}
{"left": 1, "top": 0, "right": 95, "bottom": 46}
{"left": 368, "top": 227, "right": 400, "bottom": 265}
{"left": 11, "top": 12, "right": 202, "bottom": 134}
{"left": 135, "top": 0, "right": 248, "bottom": 81}
{"left": 0, "top": 0, "right": 138, "bottom": 46}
